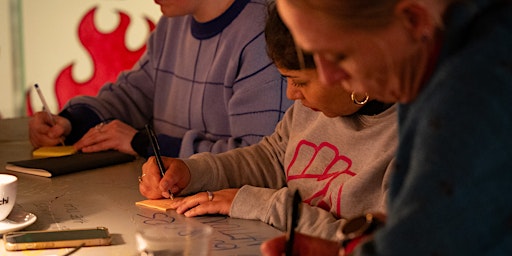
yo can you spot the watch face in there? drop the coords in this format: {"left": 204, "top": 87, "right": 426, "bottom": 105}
{"left": 342, "top": 214, "right": 373, "bottom": 239}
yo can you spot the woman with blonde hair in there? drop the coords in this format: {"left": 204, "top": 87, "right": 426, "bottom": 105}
{"left": 261, "top": 0, "right": 512, "bottom": 255}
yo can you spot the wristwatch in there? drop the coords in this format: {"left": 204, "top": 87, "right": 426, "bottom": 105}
{"left": 341, "top": 213, "right": 383, "bottom": 248}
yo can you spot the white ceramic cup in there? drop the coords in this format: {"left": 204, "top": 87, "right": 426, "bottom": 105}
{"left": 0, "top": 174, "right": 18, "bottom": 220}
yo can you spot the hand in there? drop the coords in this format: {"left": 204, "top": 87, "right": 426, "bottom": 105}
{"left": 139, "top": 157, "right": 191, "bottom": 199}
{"left": 260, "top": 232, "right": 341, "bottom": 256}
{"left": 73, "top": 120, "right": 137, "bottom": 155}
{"left": 169, "top": 189, "right": 239, "bottom": 217}
{"left": 29, "top": 111, "right": 71, "bottom": 148}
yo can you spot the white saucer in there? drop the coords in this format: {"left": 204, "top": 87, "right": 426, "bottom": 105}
{"left": 0, "top": 205, "right": 37, "bottom": 234}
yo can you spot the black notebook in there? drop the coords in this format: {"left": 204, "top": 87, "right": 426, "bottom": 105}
{"left": 5, "top": 150, "right": 136, "bottom": 177}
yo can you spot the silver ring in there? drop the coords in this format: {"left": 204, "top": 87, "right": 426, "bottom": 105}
{"left": 138, "top": 173, "right": 146, "bottom": 183}
{"left": 95, "top": 122, "right": 105, "bottom": 132}
{"left": 206, "top": 191, "right": 213, "bottom": 201}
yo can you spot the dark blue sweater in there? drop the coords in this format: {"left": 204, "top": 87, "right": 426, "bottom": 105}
{"left": 360, "top": 0, "right": 512, "bottom": 255}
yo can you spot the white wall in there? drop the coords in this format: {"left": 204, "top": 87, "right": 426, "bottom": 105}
{"left": 0, "top": 0, "right": 16, "bottom": 118}
{"left": 1, "top": 0, "right": 161, "bottom": 118}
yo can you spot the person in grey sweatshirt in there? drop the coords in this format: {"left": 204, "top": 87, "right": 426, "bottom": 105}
{"left": 139, "top": 3, "right": 398, "bottom": 241}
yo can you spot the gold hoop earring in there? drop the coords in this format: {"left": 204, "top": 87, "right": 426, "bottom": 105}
{"left": 351, "top": 92, "right": 369, "bottom": 105}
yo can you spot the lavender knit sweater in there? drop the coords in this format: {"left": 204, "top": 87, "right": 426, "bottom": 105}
{"left": 60, "top": 0, "right": 291, "bottom": 158}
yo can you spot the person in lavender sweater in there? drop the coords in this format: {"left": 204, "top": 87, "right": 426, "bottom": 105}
{"left": 29, "top": 0, "right": 291, "bottom": 158}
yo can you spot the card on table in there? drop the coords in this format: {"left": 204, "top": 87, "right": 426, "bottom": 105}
{"left": 32, "top": 146, "right": 77, "bottom": 158}
{"left": 136, "top": 199, "right": 176, "bottom": 212}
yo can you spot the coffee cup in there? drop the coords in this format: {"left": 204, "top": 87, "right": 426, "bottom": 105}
{"left": 0, "top": 174, "right": 18, "bottom": 220}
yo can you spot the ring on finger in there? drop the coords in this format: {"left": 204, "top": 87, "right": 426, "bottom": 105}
{"left": 95, "top": 122, "right": 106, "bottom": 133}
{"left": 138, "top": 173, "right": 146, "bottom": 183}
{"left": 206, "top": 191, "right": 214, "bottom": 201}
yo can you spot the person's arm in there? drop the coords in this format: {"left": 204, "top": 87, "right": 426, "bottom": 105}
{"left": 60, "top": 54, "right": 155, "bottom": 145}
{"left": 231, "top": 185, "right": 346, "bottom": 241}
{"left": 179, "top": 135, "right": 288, "bottom": 194}
{"left": 131, "top": 131, "right": 182, "bottom": 158}
{"left": 29, "top": 111, "right": 73, "bottom": 148}
{"left": 59, "top": 105, "right": 101, "bottom": 145}
{"left": 59, "top": 17, "right": 169, "bottom": 146}
{"left": 178, "top": 104, "right": 297, "bottom": 194}
{"left": 178, "top": 32, "right": 292, "bottom": 158}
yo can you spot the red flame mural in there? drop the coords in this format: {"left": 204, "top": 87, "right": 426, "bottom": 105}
{"left": 54, "top": 7, "right": 155, "bottom": 109}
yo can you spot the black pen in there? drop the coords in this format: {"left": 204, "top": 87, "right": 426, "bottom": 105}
{"left": 286, "top": 190, "right": 301, "bottom": 256}
{"left": 145, "top": 124, "right": 174, "bottom": 200}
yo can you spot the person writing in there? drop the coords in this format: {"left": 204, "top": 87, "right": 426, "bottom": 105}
{"left": 261, "top": 0, "right": 512, "bottom": 255}
{"left": 29, "top": 0, "right": 292, "bottom": 158}
{"left": 138, "top": 3, "right": 397, "bottom": 241}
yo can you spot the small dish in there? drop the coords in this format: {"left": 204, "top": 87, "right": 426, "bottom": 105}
{"left": 0, "top": 205, "right": 37, "bottom": 234}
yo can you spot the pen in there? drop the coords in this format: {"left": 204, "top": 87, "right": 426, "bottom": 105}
{"left": 286, "top": 190, "right": 301, "bottom": 256}
{"left": 145, "top": 124, "right": 174, "bottom": 200}
{"left": 34, "top": 84, "right": 65, "bottom": 146}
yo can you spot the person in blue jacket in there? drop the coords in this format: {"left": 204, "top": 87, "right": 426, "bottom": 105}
{"left": 261, "top": 0, "right": 512, "bottom": 255}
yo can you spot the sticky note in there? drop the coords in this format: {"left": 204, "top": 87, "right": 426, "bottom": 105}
{"left": 32, "top": 146, "right": 77, "bottom": 158}
{"left": 136, "top": 199, "right": 176, "bottom": 211}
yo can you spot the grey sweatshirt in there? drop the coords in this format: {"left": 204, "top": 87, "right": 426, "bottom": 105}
{"left": 182, "top": 101, "right": 398, "bottom": 241}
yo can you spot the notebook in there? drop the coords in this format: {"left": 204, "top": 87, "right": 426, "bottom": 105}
{"left": 5, "top": 150, "right": 135, "bottom": 178}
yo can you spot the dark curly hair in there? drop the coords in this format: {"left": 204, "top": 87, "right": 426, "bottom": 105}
{"left": 265, "top": 2, "right": 315, "bottom": 70}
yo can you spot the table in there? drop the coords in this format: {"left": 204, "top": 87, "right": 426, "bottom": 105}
{"left": 0, "top": 118, "right": 282, "bottom": 255}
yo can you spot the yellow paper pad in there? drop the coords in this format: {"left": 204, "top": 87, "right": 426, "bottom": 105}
{"left": 136, "top": 199, "right": 176, "bottom": 212}
{"left": 32, "top": 146, "right": 77, "bottom": 158}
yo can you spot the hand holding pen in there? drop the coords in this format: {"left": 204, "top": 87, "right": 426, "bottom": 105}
{"left": 139, "top": 156, "right": 191, "bottom": 200}
{"left": 34, "top": 84, "right": 56, "bottom": 126}
{"left": 33, "top": 84, "right": 66, "bottom": 146}
{"left": 145, "top": 124, "right": 175, "bottom": 199}
{"left": 138, "top": 126, "right": 192, "bottom": 200}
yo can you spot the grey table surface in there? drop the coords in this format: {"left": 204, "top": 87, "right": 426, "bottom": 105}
{"left": 0, "top": 118, "right": 282, "bottom": 255}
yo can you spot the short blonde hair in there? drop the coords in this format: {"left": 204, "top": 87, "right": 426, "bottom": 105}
{"left": 290, "top": 0, "right": 463, "bottom": 30}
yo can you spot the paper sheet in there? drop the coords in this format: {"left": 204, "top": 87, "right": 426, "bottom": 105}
{"left": 135, "top": 199, "right": 176, "bottom": 211}
{"left": 32, "top": 146, "right": 77, "bottom": 158}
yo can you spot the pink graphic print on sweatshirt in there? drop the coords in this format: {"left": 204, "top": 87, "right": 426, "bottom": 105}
{"left": 286, "top": 140, "right": 356, "bottom": 218}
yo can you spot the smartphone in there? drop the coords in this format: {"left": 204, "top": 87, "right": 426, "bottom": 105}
{"left": 3, "top": 226, "right": 112, "bottom": 251}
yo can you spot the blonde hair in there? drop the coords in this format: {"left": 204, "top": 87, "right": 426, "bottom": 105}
{"left": 293, "top": 0, "right": 463, "bottom": 30}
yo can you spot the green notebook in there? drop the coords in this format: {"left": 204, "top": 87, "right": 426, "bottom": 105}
{"left": 5, "top": 150, "right": 135, "bottom": 177}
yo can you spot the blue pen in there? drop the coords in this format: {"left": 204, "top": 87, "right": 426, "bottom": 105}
{"left": 145, "top": 124, "right": 174, "bottom": 200}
